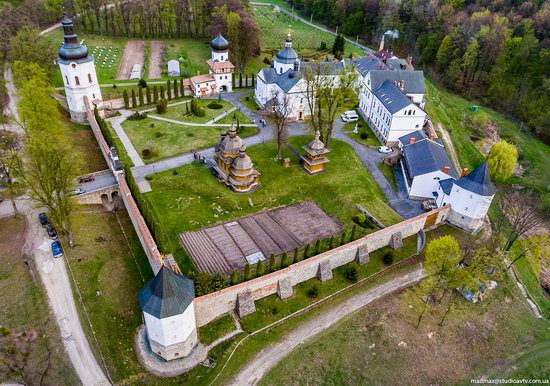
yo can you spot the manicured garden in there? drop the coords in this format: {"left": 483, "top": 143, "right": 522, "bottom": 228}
{"left": 143, "top": 136, "right": 402, "bottom": 272}
{"left": 151, "top": 99, "right": 250, "bottom": 124}
{"left": 121, "top": 118, "right": 257, "bottom": 164}
{"left": 343, "top": 121, "right": 381, "bottom": 148}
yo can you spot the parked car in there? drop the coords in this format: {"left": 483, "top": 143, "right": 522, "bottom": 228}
{"left": 38, "top": 212, "right": 48, "bottom": 227}
{"left": 422, "top": 200, "right": 437, "bottom": 211}
{"left": 341, "top": 110, "right": 359, "bottom": 122}
{"left": 378, "top": 146, "right": 393, "bottom": 154}
{"left": 71, "top": 188, "right": 86, "bottom": 195}
{"left": 51, "top": 240, "right": 63, "bottom": 258}
{"left": 46, "top": 225, "right": 58, "bottom": 240}
{"left": 79, "top": 176, "right": 95, "bottom": 183}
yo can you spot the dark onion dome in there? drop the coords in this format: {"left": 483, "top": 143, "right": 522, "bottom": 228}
{"left": 211, "top": 33, "right": 229, "bottom": 52}
{"left": 58, "top": 12, "right": 90, "bottom": 63}
{"left": 275, "top": 46, "right": 298, "bottom": 64}
{"left": 285, "top": 32, "right": 292, "bottom": 43}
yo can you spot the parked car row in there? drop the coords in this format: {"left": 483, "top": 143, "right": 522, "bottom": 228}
{"left": 38, "top": 212, "right": 63, "bottom": 258}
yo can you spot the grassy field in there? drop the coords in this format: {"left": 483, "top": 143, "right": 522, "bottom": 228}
{"left": 424, "top": 78, "right": 550, "bottom": 194}
{"left": 161, "top": 39, "right": 211, "bottom": 78}
{"left": 239, "top": 91, "right": 260, "bottom": 111}
{"left": 198, "top": 314, "right": 237, "bottom": 346}
{"left": 343, "top": 122, "right": 381, "bottom": 148}
{"left": 0, "top": 217, "right": 78, "bottom": 385}
{"left": 252, "top": 5, "right": 364, "bottom": 59}
{"left": 258, "top": 231, "right": 550, "bottom": 385}
{"left": 143, "top": 136, "right": 402, "bottom": 271}
{"left": 379, "top": 162, "right": 397, "bottom": 191}
{"left": 63, "top": 116, "right": 108, "bottom": 174}
{"left": 122, "top": 118, "right": 258, "bottom": 164}
{"left": 157, "top": 99, "right": 237, "bottom": 123}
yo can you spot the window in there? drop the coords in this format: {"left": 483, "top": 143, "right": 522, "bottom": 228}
{"left": 465, "top": 207, "right": 468, "bottom": 211}
{"left": 415, "top": 124, "right": 419, "bottom": 128}
{"left": 280, "top": 67, "right": 283, "bottom": 74}
{"left": 413, "top": 110, "right": 416, "bottom": 115}
{"left": 433, "top": 177, "right": 441, "bottom": 180}
{"left": 221, "top": 55, "right": 224, "bottom": 61}
{"left": 92, "top": 93, "right": 95, "bottom": 99}
{"left": 88, "top": 73, "right": 92, "bottom": 83}
{"left": 75, "top": 76, "right": 80, "bottom": 86}
{"left": 65, "top": 75, "right": 69, "bottom": 85}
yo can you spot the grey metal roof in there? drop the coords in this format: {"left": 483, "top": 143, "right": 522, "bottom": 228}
{"left": 275, "top": 47, "right": 298, "bottom": 64}
{"left": 353, "top": 55, "right": 387, "bottom": 77}
{"left": 259, "top": 67, "right": 301, "bottom": 92}
{"left": 374, "top": 80, "right": 413, "bottom": 114}
{"left": 138, "top": 266, "right": 195, "bottom": 319}
{"left": 370, "top": 70, "right": 426, "bottom": 94}
{"left": 455, "top": 162, "right": 496, "bottom": 196}
{"left": 398, "top": 130, "right": 427, "bottom": 145}
{"left": 403, "top": 139, "right": 458, "bottom": 178}
{"left": 211, "top": 34, "right": 229, "bottom": 51}
{"left": 439, "top": 178, "right": 454, "bottom": 195}
{"left": 58, "top": 12, "right": 90, "bottom": 63}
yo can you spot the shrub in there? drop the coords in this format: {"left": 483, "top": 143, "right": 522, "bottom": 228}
{"left": 230, "top": 271, "right": 239, "bottom": 285}
{"left": 303, "top": 243, "right": 311, "bottom": 259}
{"left": 123, "top": 90, "right": 129, "bottom": 109}
{"left": 314, "top": 239, "right": 321, "bottom": 255}
{"left": 150, "top": 123, "right": 155, "bottom": 128}
{"left": 138, "top": 78, "right": 147, "bottom": 88}
{"left": 538, "top": 193, "right": 550, "bottom": 218}
{"left": 293, "top": 247, "right": 300, "bottom": 263}
{"left": 193, "top": 272, "right": 228, "bottom": 295}
{"left": 269, "top": 254, "right": 276, "bottom": 272}
{"left": 360, "top": 131, "right": 368, "bottom": 140}
{"left": 307, "top": 284, "right": 319, "bottom": 298}
{"left": 127, "top": 111, "right": 147, "bottom": 120}
{"left": 350, "top": 225, "right": 357, "bottom": 241}
{"left": 142, "top": 148, "right": 152, "bottom": 159}
{"left": 256, "top": 260, "right": 265, "bottom": 277}
{"left": 263, "top": 57, "right": 272, "bottom": 65}
{"left": 207, "top": 102, "right": 223, "bottom": 109}
{"left": 328, "top": 236, "right": 334, "bottom": 250}
{"left": 138, "top": 87, "right": 144, "bottom": 105}
{"left": 145, "top": 175, "right": 153, "bottom": 181}
{"left": 191, "top": 99, "right": 205, "bottom": 116}
{"left": 353, "top": 213, "right": 376, "bottom": 229}
{"left": 172, "top": 170, "right": 178, "bottom": 175}
{"left": 319, "top": 41, "right": 327, "bottom": 50}
{"left": 156, "top": 98, "right": 168, "bottom": 114}
{"left": 131, "top": 89, "right": 137, "bottom": 108}
{"left": 244, "top": 263, "right": 252, "bottom": 281}
{"left": 340, "top": 231, "right": 347, "bottom": 246}
{"left": 271, "top": 306, "right": 279, "bottom": 315}
{"left": 280, "top": 252, "right": 289, "bottom": 268}
{"left": 343, "top": 262, "right": 359, "bottom": 282}
{"left": 155, "top": 131, "right": 163, "bottom": 138}
{"left": 383, "top": 251, "right": 394, "bottom": 265}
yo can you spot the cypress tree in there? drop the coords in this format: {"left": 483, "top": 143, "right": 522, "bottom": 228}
{"left": 303, "top": 243, "right": 311, "bottom": 259}
{"left": 153, "top": 85, "right": 159, "bottom": 102}
{"left": 244, "top": 263, "right": 251, "bottom": 281}
{"left": 251, "top": 73, "right": 255, "bottom": 88}
{"left": 123, "top": 89, "right": 129, "bottom": 109}
{"left": 173, "top": 79, "right": 179, "bottom": 98}
{"left": 185, "top": 101, "right": 189, "bottom": 114}
{"left": 146, "top": 86, "right": 151, "bottom": 104}
{"left": 230, "top": 271, "right": 239, "bottom": 285}
{"left": 138, "top": 87, "right": 144, "bottom": 105}
{"left": 328, "top": 236, "right": 334, "bottom": 250}
{"left": 239, "top": 72, "right": 242, "bottom": 88}
{"left": 293, "top": 247, "right": 300, "bottom": 263}
{"left": 167, "top": 80, "right": 172, "bottom": 99}
{"left": 160, "top": 85, "right": 165, "bottom": 99}
{"left": 281, "top": 252, "right": 289, "bottom": 268}
{"left": 350, "top": 225, "right": 357, "bottom": 242}
{"left": 245, "top": 73, "right": 248, "bottom": 87}
{"left": 180, "top": 78, "right": 184, "bottom": 96}
{"left": 131, "top": 89, "right": 137, "bottom": 108}
{"left": 315, "top": 239, "right": 321, "bottom": 255}
{"left": 256, "top": 260, "right": 265, "bottom": 277}
{"left": 269, "top": 254, "right": 276, "bottom": 272}
{"left": 340, "top": 231, "right": 347, "bottom": 246}
{"left": 232, "top": 75, "right": 235, "bottom": 89}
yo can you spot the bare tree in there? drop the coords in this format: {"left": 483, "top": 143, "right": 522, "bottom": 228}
{"left": 496, "top": 191, "right": 546, "bottom": 251}
{"left": 267, "top": 90, "right": 292, "bottom": 160}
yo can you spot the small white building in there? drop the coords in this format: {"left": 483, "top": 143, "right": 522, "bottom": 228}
{"left": 434, "top": 162, "right": 496, "bottom": 233}
{"left": 190, "top": 34, "right": 234, "bottom": 97}
{"left": 399, "top": 131, "right": 458, "bottom": 200}
{"left": 58, "top": 12, "right": 102, "bottom": 123}
{"left": 129, "top": 64, "right": 142, "bottom": 80}
{"left": 138, "top": 265, "right": 198, "bottom": 361}
{"left": 167, "top": 60, "right": 180, "bottom": 77}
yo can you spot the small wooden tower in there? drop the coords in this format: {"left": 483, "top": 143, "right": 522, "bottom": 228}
{"left": 301, "top": 131, "right": 330, "bottom": 174}
{"left": 228, "top": 145, "right": 260, "bottom": 193}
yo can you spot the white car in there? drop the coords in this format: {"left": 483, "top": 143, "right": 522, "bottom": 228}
{"left": 378, "top": 146, "right": 393, "bottom": 154}
{"left": 341, "top": 110, "right": 359, "bottom": 122}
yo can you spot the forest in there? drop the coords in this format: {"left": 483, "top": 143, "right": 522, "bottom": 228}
{"left": 289, "top": 0, "right": 550, "bottom": 144}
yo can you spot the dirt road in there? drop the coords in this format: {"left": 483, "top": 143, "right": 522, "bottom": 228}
{"left": 23, "top": 203, "right": 111, "bottom": 386}
{"left": 148, "top": 41, "right": 164, "bottom": 79}
{"left": 116, "top": 41, "right": 145, "bottom": 80}
{"left": 227, "top": 266, "right": 426, "bottom": 386}
{"left": 437, "top": 123, "right": 461, "bottom": 172}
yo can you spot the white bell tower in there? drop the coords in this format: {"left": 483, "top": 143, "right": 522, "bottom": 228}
{"left": 58, "top": 12, "right": 102, "bottom": 123}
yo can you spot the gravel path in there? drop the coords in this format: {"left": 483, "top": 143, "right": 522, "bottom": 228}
{"left": 227, "top": 266, "right": 426, "bottom": 386}
{"left": 148, "top": 41, "right": 164, "bottom": 79}
{"left": 117, "top": 41, "right": 145, "bottom": 80}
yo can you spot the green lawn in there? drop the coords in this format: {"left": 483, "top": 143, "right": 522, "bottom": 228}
{"left": 215, "top": 110, "right": 252, "bottom": 124}
{"left": 239, "top": 91, "right": 261, "bottom": 111}
{"left": 159, "top": 39, "right": 211, "bottom": 79}
{"left": 0, "top": 217, "right": 78, "bottom": 385}
{"left": 379, "top": 162, "right": 397, "bottom": 191}
{"left": 143, "top": 136, "right": 402, "bottom": 271}
{"left": 199, "top": 314, "right": 237, "bottom": 346}
{"left": 343, "top": 121, "right": 381, "bottom": 148}
{"left": 156, "top": 99, "right": 234, "bottom": 123}
{"left": 425, "top": 78, "right": 550, "bottom": 193}
{"left": 122, "top": 118, "right": 258, "bottom": 163}
{"left": 63, "top": 116, "right": 108, "bottom": 174}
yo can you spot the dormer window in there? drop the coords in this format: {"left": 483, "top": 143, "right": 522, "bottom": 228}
{"left": 75, "top": 76, "right": 80, "bottom": 86}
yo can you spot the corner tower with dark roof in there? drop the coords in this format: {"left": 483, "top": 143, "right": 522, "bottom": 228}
{"left": 58, "top": 12, "right": 102, "bottom": 123}
{"left": 138, "top": 265, "right": 198, "bottom": 360}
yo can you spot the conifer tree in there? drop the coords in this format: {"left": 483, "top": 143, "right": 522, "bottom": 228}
{"left": 138, "top": 87, "right": 144, "bottom": 105}
{"left": 281, "top": 252, "right": 289, "bottom": 268}
{"left": 244, "top": 263, "right": 252, "bottom": 281}
{"left": 153, "top": 85, "right": 159, "bottom": 102}
{"left": 146, "top": 86, "right": 151, "bottom": 104}
{"left": 329, "top": 236, "right": 334, "bottom": 250}
{"left": 123, "top": 89, "right": 129, "bottom": 109}
{"left": 166, "top": 80, "right": 172, "bottom": 99}
{"left": 230, "top": 271, "right": 239, "bottom": 285}
{"left": 173, "top": 79, "right": 179, "bottom": 98}
{"left": 256, "top": 260, "right": 265, "bottom": 277}
{"left": 293, "top": 247, "right": 300, "bottom": 263}
{"left": 315, "top": 239, "right": 321, "bottom": 255}
{"left": 239, "top": 72, "right": 243, "bottom": 88}
{"left": 131, "top": 89, "right": 137, "bottom": 108}
{"left": 350, "top": 225, "right": 357, "bottom": 242}
{"left": 160, "top": 85, "right": 165, "bottom": 99}
{"left": 303, "top": 243, "right": 311, "bottom": 259}
{"left": 269, "top": 254, "right": 276, "bottom": 272}
{"left": 340, "top": 231, "right": 347, "bottom": 246}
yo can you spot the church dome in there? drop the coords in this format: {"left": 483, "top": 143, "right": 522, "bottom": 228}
{"left": 218, "top": 124, "right": 243, "bottom": 155}
{"left": 275, "top": 46, "right": 298, "bottom": 64}
{"left": 232, "top": 145, "right": 253, "bottom": 170}
{"left": 308, "top": 131, "right": 326, "bottom": 151}
{"left": 58, "top": 12, "right": 89, "bottom": 62}
{"left": 211, "top": 34, "right": 229, "bottom": 52}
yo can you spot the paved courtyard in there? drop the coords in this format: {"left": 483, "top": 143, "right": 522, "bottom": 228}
{"left": 179, "top": 201, "right": 342, "bottom": 274}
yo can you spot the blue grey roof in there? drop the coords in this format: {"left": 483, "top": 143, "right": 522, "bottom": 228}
{"left": 275, "top": 47, "right": 298, "bottom": 64}
{"left": 138, "top": 266, "right": 195, "bottom": 319}
{"left": 439, "top": 178, "right": 454, "bottom": 195}
{"left": 58, "top": 13, "right": 91, "bottom": 64}
{"left": 370, "top": 70, "right": 426, "bottom": 94}
{"left": 259, "top": 67, "right": 301, "bottom": 92}
{"left": 455, "top": 162, "right": 495, "bottom": 196}
{"left": 374, "top": 80, "right": 413, "bottom": 114}
{"left": 354, "top": 55, "right": 387, "bottom": 77}
{"left": 398, "top": 130, "right": 427, "bottom": 145}
{"left": 403, "top": 139, "right": 458, "bottom": 178}
{"left": 167, "top": 60, "right": 180, "bottom": 72}
{"left": 211, "top": 34, "right": 229, "bottom": 51}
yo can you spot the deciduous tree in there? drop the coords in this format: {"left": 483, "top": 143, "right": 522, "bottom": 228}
{"left": 487, "top": 140, "right": 518, "bottom": 182}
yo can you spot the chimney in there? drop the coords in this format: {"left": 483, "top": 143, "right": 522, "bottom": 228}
{"left": 409, "top": 136, "right": 415, "bottom": 145}
{"left": 461, "top": 167, "right": 469, "bottom": 177}
{"left": 407, "top": 56, "right": 413, "bottom": 66}
{"left": 400, "top": 80, "right": 405, "bottom": 91}
{"left": 443, "top": 166, "right": 451, "bottom": 175}
{"left": 429, "top": 132, "right": 437, "bottom": 140}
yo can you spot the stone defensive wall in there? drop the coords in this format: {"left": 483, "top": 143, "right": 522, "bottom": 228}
{"left": 193, "top": 205, "right": 450, "bottom": 327}
{"left": 85, "top": 98, "right": 164, "bottom": 274}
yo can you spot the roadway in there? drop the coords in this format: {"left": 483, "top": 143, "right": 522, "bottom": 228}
{"left": 77, "top": 171, "right": 118, "bottom": 193}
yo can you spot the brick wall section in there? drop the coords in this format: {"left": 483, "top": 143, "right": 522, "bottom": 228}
{"left": 193, "top": 205, "right": 450, "bottom": 327}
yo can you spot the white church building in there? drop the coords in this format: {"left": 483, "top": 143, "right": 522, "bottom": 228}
{"left": 190, "top": 34, "right": 234, "bottom": 97}
{"left": 58, "top": 12, "right": 102, "bottom": 123}
{"left": 138, "top": 265, "right": 198, "bottom": 361}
